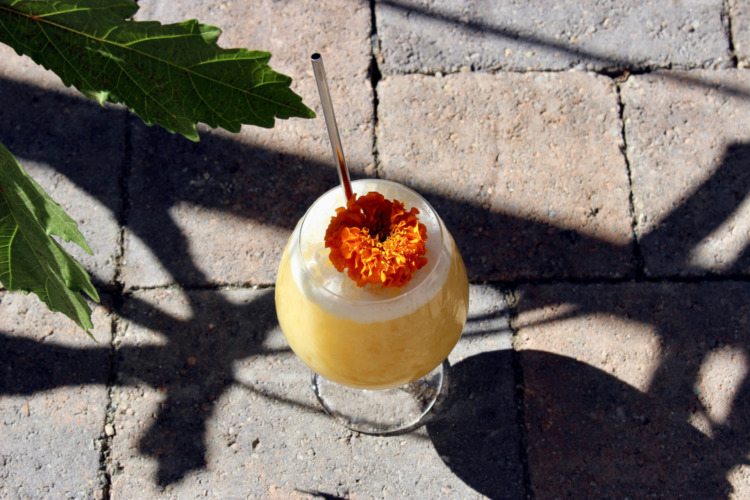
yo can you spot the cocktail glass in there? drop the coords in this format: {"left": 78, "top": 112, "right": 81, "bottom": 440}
{"left": 275, "top": 178, "right": 469, "bottom": 435}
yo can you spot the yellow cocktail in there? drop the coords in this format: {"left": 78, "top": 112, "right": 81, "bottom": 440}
{"left": 275, "top": 179, "right": 469, "bottom": 431}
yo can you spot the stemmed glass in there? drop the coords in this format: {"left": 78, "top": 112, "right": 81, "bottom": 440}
{"left": 275, "top": 178, "right": 469, "bottom": 434}
{"left": 274, "top": 54, "right": 469, "bottom": 435}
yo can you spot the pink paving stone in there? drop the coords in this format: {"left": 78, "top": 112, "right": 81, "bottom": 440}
{"left": 622, "top": 70, "right": 750, "bottom": 277}
{"left": 121, "top": 0, "right": 374, "bottom": 290}
{"left": 0, "top": 291, "right": 112, "bottom": 499}
{"left": 378, "top": 71, "right": 634, "bottom": 281}
{"left": 514, "top": 281, "right": 750, "bottom": 498}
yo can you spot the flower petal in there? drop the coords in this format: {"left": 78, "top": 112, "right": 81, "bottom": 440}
{"left": 324, "top": 192, "right": 429, "bottom": 288}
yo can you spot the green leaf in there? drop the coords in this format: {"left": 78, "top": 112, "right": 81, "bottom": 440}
{"left": 0, "top": 0, "right": 315, "bottom": 141}
{"left": 0, "top": 141, "right": 99, "bottom": 335}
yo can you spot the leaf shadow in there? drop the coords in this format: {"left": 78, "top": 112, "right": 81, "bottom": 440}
{"left": 0, "top": 76, "right": 329, "bottom": 485}
{"left": 429, "top": 347, "right": 747, "bottom": 499}
{"left": 426, "top": 143, "right": 750, "bottom": 498}
{"left": 0, "top": 329, "right": 110, "bottom": 394}
{"left": 2, "top": 52, "right": 750, "bottom": 496}
{"left": 377, "top": 0, "right": 750, "bottom": 102}
{"left": 116, "top": 289, "right": 277, "bottom": 485}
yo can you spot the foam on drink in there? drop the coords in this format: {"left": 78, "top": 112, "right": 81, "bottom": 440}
{"left": 289, "top": 179, "right": 452, "bottom": 324}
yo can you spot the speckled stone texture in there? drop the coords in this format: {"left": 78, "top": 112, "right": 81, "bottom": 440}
{"left": 378, "top": 71, "right": 635, "bottom": 281}
{"left": 122, "top": 0, "right": 374, "bottom": 290}
{"left": 622, "top": 70, "right": 750, "bottom": 277}
{"left": 375, "top": 0, "right": 730, "bottom": 74}
{"left": 2, "top": 0, "right": 750, "bottom": 497}
{"left": 0, "top": 44, "right": 125, "bottom": 287}
{"left": 731, "top": 0, "right": 750, "bottom": 67}
{"left": 515, "top": 281, "right": 750, "bottom": 499}
{"left": 107, "top": 285, "right": 516, "bottom": 499}
{"left": 0, "top": 292, "right": 112, "bottom": 499}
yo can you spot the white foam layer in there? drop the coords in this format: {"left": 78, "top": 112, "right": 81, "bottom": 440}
{"left": 289, "top": 179, "right": 452, "bottom": 323}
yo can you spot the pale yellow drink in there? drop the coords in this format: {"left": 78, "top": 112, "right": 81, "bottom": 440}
{"left": 275, "top": 180, "right": 469, "bottom": 390}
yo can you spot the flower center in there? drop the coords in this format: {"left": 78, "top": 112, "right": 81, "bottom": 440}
{"left": 370, "top": 221, "right": 391, "bottom": 243}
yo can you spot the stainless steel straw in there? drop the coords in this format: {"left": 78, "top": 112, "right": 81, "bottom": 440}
{"left": 311, "top": 53, "right": 354, "bottom": 201}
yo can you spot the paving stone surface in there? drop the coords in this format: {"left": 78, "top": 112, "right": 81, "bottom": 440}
{"left": 622, "top": 70, "right": 750, "bottom": 277}
{"left": 0, "top": 44, "right": 125, "bottom": 287}
{"left": 2, "top": 0, "right": 750, "bottom": 498}
{"left": 122, "top": 0, "right": 374, "bottom": 290}
{"left": 375, "top": 0, "right": 730, "bottom": 74}
{"left": 378, "top": 71, "right": 634, "bottom": 281}
{"left": 731, "top": 0, "right": 750, "bottom": 67}
{"left": 0, "top": 291, "right": 112, "bottom": 499}
{"left": 514, "top": 281, "right": 750, "bottom": 499}
{"left": 107, "top": 285, "right": 515, "bottom": 499}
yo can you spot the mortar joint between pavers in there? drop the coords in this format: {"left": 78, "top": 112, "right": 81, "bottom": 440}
{"left": 503, "top": 287, "right": 533, "bottom": 498}
{"left": 97, "top": 338, "right": 119, "bottom": 500}
{"left": 613, "top": 81, "right": 646, "bottom": 281}
{"left": 113, "top": 112, "right": 133, "bottom": 300}
{"left": 96, "top": 109, "right": 133, "bottom": 500}
{"left": 722, "top": 0, "right": 740, "bottom": 68}
{"left": 369, "top": 0, "right": 384, "bottom": 179}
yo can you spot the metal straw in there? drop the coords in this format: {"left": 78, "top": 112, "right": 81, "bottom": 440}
{"left": 311, "top": 53, "right": 354, "bottom": 201}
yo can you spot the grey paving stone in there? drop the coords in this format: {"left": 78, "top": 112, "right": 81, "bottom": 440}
{"left": 432, "top": 285, "right": 525, "bottom": 500}
{"left": 514, "top": 281, "right": 750, "bottom": 498}
{"left": 110, "top": 285, "right": 515, "bottom": 498}
{"left": 454, "top": 284, "right": 513, "bottom": 358}
{"left": 731, "top": 0, "right": 750, "bottom": 67}
{"left": 378, "top": 71, "right": 634, "bottom": 282}
{"left": 122, "top": 0, "right": 374, "bottom": 290}
{"left": 375, "top": 0, "right": 731, "bottom": 74}
{"left": 0, "top": 291, "right": 112, "bottom": 500}
{"left": 0, "top": 45, "right": 125, "bottom": 287}
{"left": 622, "top": 70, "right": 750, "bottom": 277}
{"left": 5, "top": 1, "right": 750, "bottom": 498}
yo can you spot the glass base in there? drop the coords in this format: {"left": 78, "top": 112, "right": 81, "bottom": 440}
{"left": 311, "top": 361, "right": 449, "bottom": 436}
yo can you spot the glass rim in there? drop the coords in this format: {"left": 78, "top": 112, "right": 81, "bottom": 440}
{"left": 295, "top": 178, "right": 447, "bottom": 306}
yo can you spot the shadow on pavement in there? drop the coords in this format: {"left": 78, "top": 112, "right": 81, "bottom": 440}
{"left": 2, "top": 47, "right": 750, "bottom": 494}
{"left": 426, "top": 350, "right": 525, "bottom": 500}
{"left": 116, "top": 290, "right": 278, "bottom": 485}
{"left": 430, "top": 348, "right": 745, "bottom": 498}
{"left": 638, "top": 142, "right": 750, "bottom": 276}
{"left": 426, "top": 148, "right": 750, "bottom": 498}
{"left": 0, "top": 330, "right": 111, "bottom": 394}
{"left": 378, "top": 0, "right": 750, "bottom": 101}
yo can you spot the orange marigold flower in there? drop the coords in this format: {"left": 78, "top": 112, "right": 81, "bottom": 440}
{"left": 324, "top": 191, "right": 428, "bottom": 288}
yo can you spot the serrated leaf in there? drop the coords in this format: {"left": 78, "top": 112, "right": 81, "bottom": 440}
{"left": 0, "top": 0, "right": 315, "bottom": 141}
{"left": 0, "top": 141, "right": 99, "bottom": 335}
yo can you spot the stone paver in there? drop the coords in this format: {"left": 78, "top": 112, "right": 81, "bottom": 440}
{"left": 378, "top": 71, "right": 634, "bottom": 281}
{"left": 622, "top": 70, "right": 750, "bottom": 277}
{"left": 731, "top": 0, "right": 750, "bottom": 67}
{"left": 0, "top": 292, "right": 112, "bottom": 499}
{"left": 376, "top": 0, "right": 730, "bottom": 74}
{"left": 515, "top": 281, "right": 750, "bottom": 498}
{"left": 428, "top": 286, "right": 524, "bottom": 499}
{"left": 122, "top": 0, "right": 374, "bottom": 290}
{"left": 108, "top": 285, "right": 512, "bottom": 498}
{"left": 0, "top": 45, "right": 125, "bottom": 287}
{"left": 2, "top": 0, "right": 750, "bottom": 498}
